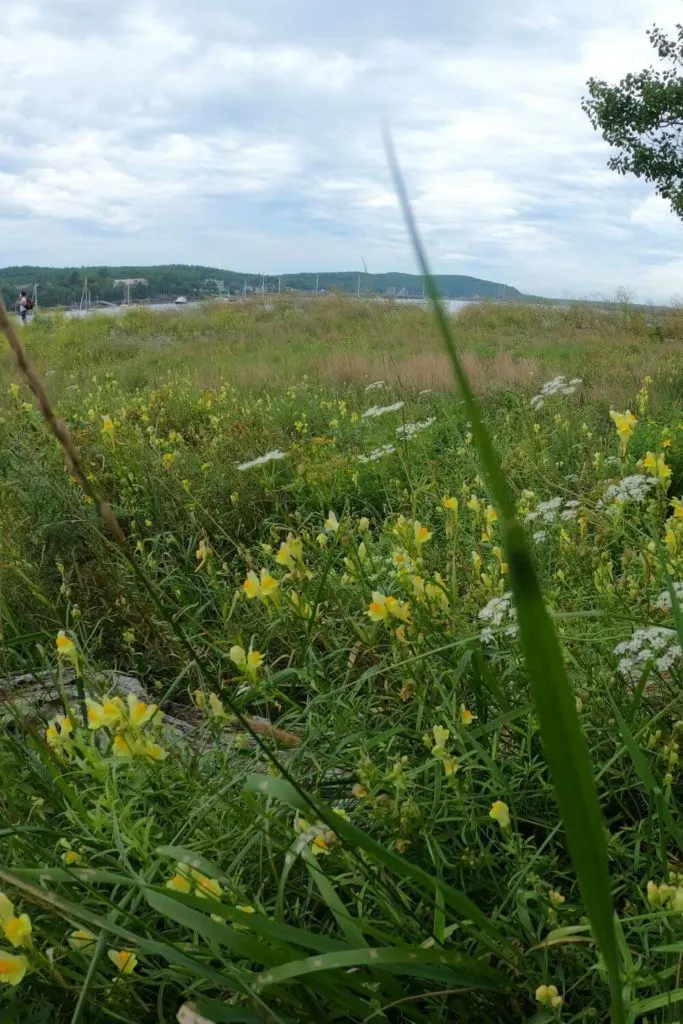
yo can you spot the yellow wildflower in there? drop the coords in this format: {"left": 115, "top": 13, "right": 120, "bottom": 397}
{"left": 460, "top": 706, "right": 475, "bottom": 727}
{"left": 359, "top": 516, "right": 370, "bottom": 532}
{"left": 275, "top": 534, "right": 303, "bottom": 570}
{"left": 45, "top": 715, "right": 73, "bottom": 753}
{"left": 642, "top": 451, "right": 672, "bottom": 487}
{"left": 472, "top": 551, "right": 482, "bottom": 575}
{"left": 0, "top": 951, "right": 28, "bottom": 986}
{"left": 485, "top": 505, "right": 498, "bottom": 526}
{"left": 392, "top": 549, "right": 412, "bottom": 571}
{"left": 324, "top": 510, "right": 340, "bottom": 534}
{"left": 489, "top": 800, "right": 510, "bottom": 829}
{"left": 609, "top": 409, "right": 637, "bottom": 455}
{"left": 242, "top": 571, "right": 260, "bottom": 599}
{"left": 141, "top": 740, "right": 168, "bottom": 761}
{"left": 112, "top": 735, "right": 135, "bottom": 758}
{"left": 3, "top": 915, "right": 31, "bottom": 949}
{"left": 108, "top": 950, "right": 138, "bottom": 974}
{"left": 0, "top": 897, "right": 13, "bottom": 925}
{"left": 549, "top": 890, "right": 565, "bottom": 907}
{"left": 55, "top": 630, "right": 76, "bottom": 660}
{"left": 208, "top": 693, "right": 228, "bottom": 719}
{"left": 69, "top": 929, "right": 96, "bottom": 952}
{"left": 442, "top": 496, "right": 458, "bottom": 512}
{"left": 126, "top": 692, "right": 157, "bottom": 729}
{"left": 536, "top": 984, "right": 562, "bottom": 1009}
{"left": 466, "top": 495, "right": 480, "bottom": 513}
{"left": 230, "top": 646, "right": 264, "bottom": 678}
{"left": 193, "top": 873, "right": 222, "bottom": 900}
{"left": 247, "top": 650, "right": 264, "bottom": 674}
{"left": 61, "top": 849, "right": 84, "bottom": 867}
{"left": 413, "top": 522, "right": 432, "bottom": 547}
{"left": 167, "top": 872, "right": 191, "bottom": 893}
{"left": 367, "top": 592, "right": 389, "bottom": 623}
{"left": 242, "top": 568, "right": 278, "bottom": 601}
{"left": 430, "top": 725, "right": 450, "bottom": 758}
{"left": 101, "top": 415, "right": 114, "bottom": 439}
{"left": 384, "top": 595, "right": 411, "bottom": 623}
{"left": 235, "top": 905, "right": 255, "bottom": 914}
{"left": 195, "top": 539, "right": 211, "bottom": 569}
{"left": 85, "top": 697, "right": 123, "bottom": 731}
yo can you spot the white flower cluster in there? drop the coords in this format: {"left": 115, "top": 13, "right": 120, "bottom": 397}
{"left": 655, "top": 583, "right": 683, "bottom": 612}
{"left": 396, "top": 417, "right": 436, "bottom": 440}
{"left": 478, "top": 592, "right": 518, "bottom": 644}
{"left": 532, "top": 530, "right": 547, "bottom": 544}
{"left": 614, "top": 627, "right": 682, "bottom": 682}
{"left": 357, "top": 444, "right": 396, "bottom": 463}
{"left": 598, "top": 474, "right": 656, "bottom": 509}
{"left": 530, "top": 376, "right": 582, "bottom": 410}
{"left": 363, "top": 401, "right": 405, "bottom": 419}
{"left": 364, "top": 380, "right": 387, "bottom": 392}
{"left": 525, "top": 496, "right": 579, "bottom": 525}
{"left": 237, "top": 449, "right": 286, "bottom": 471}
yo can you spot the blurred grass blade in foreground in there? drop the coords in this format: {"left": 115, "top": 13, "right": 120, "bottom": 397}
{"left": 385, "top": 131, "right": 625, "bottom": 1024}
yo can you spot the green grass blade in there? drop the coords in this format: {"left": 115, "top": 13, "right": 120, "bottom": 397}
{"left": 144, "top": 888, "right": 281, "bottom": 965}
{"left": 385, "top": 132, "right": 625, "bottom": 1024}
{"left": 254, "top": 946, "right": 507, "bottom": 990}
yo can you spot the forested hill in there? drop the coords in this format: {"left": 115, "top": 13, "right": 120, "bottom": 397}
{"left": 0, "top": 265, "right": 523, "bottom": 308}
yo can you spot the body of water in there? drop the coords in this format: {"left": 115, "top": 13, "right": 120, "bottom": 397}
{"left": 18, "top": 295, "right": 476, "bottom": 323}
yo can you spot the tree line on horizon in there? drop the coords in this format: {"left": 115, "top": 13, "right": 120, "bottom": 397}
{"left": 0, "top": 265, "right": 521, "bottom": 309}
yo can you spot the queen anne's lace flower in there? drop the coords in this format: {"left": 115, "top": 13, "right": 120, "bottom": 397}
{"left": 614, "top": 627, "right": 682, "bottom": 682}
{"left": 396, "top": 417, "right": 436, "bottom": 439}
{"left": 237, "top": 450, "right": 286, "bottom": 471}
{"left": 530, "top": 376, "right": 582, "bottom": 409}
{"left": 526, "top": 497, "right": 579, "bottom": 525}
{"left": 478, "top": 593, "right": 518, "bottom": 644}
{"left": 362, "top": 401, "right": 404, "bottom": 419}
{"left": 599, "top": 474, "right": 656, "bottom": 508}
{"left": 357, "top": 444, "right": 396, "bottom": 463}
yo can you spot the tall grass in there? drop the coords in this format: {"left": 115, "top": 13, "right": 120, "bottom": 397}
{"left": 0, "top": 287, "right": 682, "bottom": 1020}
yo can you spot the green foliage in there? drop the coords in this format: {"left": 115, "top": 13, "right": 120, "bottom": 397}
{"left": 0, "top": 264, "right": 522, "bottom": 309}
{"left": 0, "top": 301, "right": 683, "bottom": 1020}
{"left": 583, "top": 22, "right": 683, "bottom": 217}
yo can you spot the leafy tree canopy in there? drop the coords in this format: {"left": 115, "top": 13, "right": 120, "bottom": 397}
{"left": 583, "top": 22, "right": 683, "bottom": 217}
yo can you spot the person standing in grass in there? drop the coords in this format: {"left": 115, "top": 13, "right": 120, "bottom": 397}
{"left": 17, "top": 290, "right": 29, "bottom": 324}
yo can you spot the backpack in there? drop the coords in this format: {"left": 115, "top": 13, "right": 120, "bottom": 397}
{"left": 25, "top": 298, "right": 34, "bottom": 310}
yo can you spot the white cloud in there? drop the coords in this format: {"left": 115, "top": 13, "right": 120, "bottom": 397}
{"left": 2, "top": 0, "right": 683, "bottom": 299}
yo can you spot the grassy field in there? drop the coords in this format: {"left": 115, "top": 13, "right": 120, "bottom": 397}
{"left": 1, "top": 297, "right": 683, "bottom": 1021}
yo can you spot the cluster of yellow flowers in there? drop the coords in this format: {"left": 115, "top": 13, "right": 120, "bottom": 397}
{"left": 47, "top": 635, "right": 168, "bottom": 762}
{"left": 167, "top": 862, "right": 222, "bottom": 899}
{"left": 609, "top": 408, "right": 637, "bottom": 456}
{"left": 0, "top": 894, "right": 31, "bottom": 986}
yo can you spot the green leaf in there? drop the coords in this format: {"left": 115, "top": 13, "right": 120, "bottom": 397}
{"left": 302, "top": 851, "right": 367, "bottom": 948}
{"left": 252, "top": 946, "right": 508, "bottom": 990}
{"left": 192, "top": 1000, "right": 275, "bottom": 1024}
{"left": 385, "top": 134, "right": 624, "bottom": 1024}
{"left": 144, "top": 889, "right": 280, "bottom": 965}
{"left": 629, "top": 988, "right": 683, "bottom": 1015}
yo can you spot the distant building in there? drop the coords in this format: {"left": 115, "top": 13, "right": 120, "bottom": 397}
{"left": 204, "top": 278, "right": 226, "bottom": 293}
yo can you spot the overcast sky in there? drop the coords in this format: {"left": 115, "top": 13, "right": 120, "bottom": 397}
{"left": 2, "top": 0, "right": 683, "bottom": 300}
